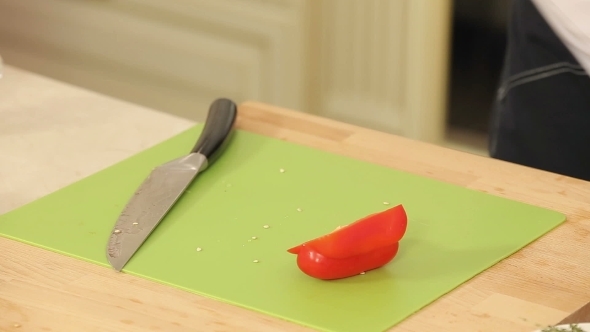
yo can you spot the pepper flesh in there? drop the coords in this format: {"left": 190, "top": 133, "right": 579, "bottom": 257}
{"left": 288, "top": 204, "right": 408, "bottom": 280}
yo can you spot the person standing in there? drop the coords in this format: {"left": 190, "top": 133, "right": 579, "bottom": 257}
{"left": 488, "top": 0, "right": 590, "bottom": 181}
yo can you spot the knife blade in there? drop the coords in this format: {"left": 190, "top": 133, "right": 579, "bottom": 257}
{"left": 106, "top": 98, "right": 238, "bottom": 271}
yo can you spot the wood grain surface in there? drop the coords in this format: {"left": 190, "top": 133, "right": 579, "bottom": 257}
{"left": 559, "top": 302, "right": 590, "bottom": 325}
{"left": 1, "top": 65, "right": 590, "bottom": 332}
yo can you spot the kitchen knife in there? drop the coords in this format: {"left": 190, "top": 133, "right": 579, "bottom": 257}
{"left": 106, "top": 98, "right": 238, "bottom": 271}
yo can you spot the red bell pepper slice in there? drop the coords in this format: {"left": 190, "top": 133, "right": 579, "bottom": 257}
{"left": 294, "top": 243, "right": 400, "bottom": 280}
{"left": 287, "top": 204, "right": 408, "bottom": 280}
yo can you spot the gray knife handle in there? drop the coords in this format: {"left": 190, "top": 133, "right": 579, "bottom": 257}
{"left": 191, "top": 98, "right": 237, "bottom": 162}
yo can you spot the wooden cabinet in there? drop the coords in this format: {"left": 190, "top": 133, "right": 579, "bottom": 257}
{"left": 308, "top": 0, "right": 452, "bottom": 141}
{"left": 0, "top": 0, "right": 452, "bottom": 143}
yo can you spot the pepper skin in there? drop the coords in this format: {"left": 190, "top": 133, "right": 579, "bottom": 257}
{"left": 288, "top": 204, "right": 407, "bottom": 280}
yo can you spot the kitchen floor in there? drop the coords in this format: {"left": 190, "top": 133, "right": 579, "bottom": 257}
{"left": 444, "top": 128, "right": 488, "bottom": 157}
{"left": 442, "top": 7, "right": 507, "bottom": 158}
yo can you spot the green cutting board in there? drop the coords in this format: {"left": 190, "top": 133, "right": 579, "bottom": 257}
{"left": 0, "top": 125, "right": 565, "bottom": 332}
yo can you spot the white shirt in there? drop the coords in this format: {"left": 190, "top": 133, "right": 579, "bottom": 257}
{"left": 532, "top": 0, "right": 590, "bottom": 75}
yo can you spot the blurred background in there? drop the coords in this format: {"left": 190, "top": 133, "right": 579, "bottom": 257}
{"left": 0, "top": 0, "right": 510, "bottom": 156}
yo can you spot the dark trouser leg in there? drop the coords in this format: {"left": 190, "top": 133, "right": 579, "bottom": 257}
{"left": 488, "top": 0, "right": 590, "bottom": 181}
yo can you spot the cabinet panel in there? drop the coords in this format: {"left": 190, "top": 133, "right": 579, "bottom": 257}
{"left": 0, "top": 0, "right": 308, "bottom": 120}
{"left": 0, "top": 0, "right": 451, "bottom": 142}
{"left": 308, "top": 0, "right": 452, "bottom": 140}
{"left": 311, "top": 0, "right": 407, "bottom": 134}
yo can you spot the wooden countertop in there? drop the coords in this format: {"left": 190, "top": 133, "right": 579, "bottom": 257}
{"left": 1, "top": 65, "right": 590, "bottom": 332}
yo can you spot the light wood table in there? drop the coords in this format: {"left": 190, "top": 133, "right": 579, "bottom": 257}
{"left": 1, "top": 65, "right": 590, "bottom": 332}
